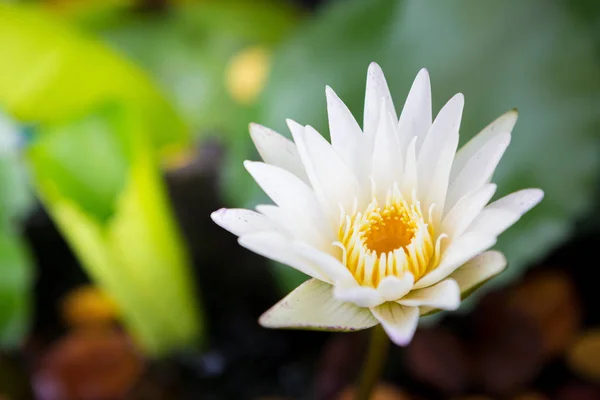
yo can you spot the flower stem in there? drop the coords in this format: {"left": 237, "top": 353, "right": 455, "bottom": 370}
{"left": 355, "top": 325, "right": 389, "bottom": 400}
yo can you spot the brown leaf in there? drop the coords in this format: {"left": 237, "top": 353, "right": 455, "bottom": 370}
{"left": 473, "top": 291, "right": 544, "bottom": 395}
{"left": 406, "top": 328, "right": 471, "bottom": 395}
{"left": 508, "top": 270, "right": 581, "bottom": 357}
{"left": 33, "top": 328, "right": 144, "bottom": 400}
{"left": 567, "top": 329, "right": 600, "bottom": 383}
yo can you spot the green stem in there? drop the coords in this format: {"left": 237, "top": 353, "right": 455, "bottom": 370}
{"left": 355, "top": 325, "right": 389, "bottom": 400}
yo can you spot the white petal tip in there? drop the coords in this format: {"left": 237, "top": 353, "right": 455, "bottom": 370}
{"left": 482, "top": 249, "right": 508, "bottom": 262}
{"left": 453, "top": 92, "right": 465, "bottom": 105}
{"left": 285, "top": 118, "right": 303, "bottom": 133}
{"left": 242, "top": 159, "right": 255, "bottom": 170}
{"left": 325, "top": 85, "right": 342, "bottom": 104}
{"left": 371, "top": 304, "right": 419, "bottom": 347}
{"left": 445, "top": 279, "right": 462, "bottom": 310}
{"left": 450, "top": 250, "right": 508, "bottom": 296}
{"left": 368, "top": 61, "right": 382, "bottom": 71}
{"left": 488, "top": 251, "right": 508, "bottom": 274}
{"left": 379, "top": 314, "right": 418, "bottom": 346}
{"left": 525, "top": 189, "right": 545, "bottom": 211}
{"left": 237, "top": 235, "right": 250, "bottom": 246}
{"left": 472, "top": 251, "right": 508, "bottom": 280}
{"left": 416, "top": 67, "right": 430, "bottom": 81}
{"left": 210, "top": 208, "right": 226, "bottom": 223}
{"left": 258, "top": 312, "right": 274, "bottom": 328}
{"left": 517, "top": 188, "right": 545, "bottom": 212}
{"left": 389, "top": 333, "right": 413, "bottom": 347}
{"left": 531, "top": 188, "right": 545, "bottom": 203}
{"left": 367, "top": 62, "right": 386, "bottom": 81}
{"left": 497, "top": 109, "right": 519, "bottom": 128}
{"left": 248, "top": 123, "right": 266, "bottom": 138}
{"left": 499, "top": 109, "right": 519, "bottom": 129}
{"left": 248, "top": 124, "right": 264, "bottom": 147}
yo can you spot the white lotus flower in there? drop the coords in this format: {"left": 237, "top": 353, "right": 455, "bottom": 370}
{"left": 211, "top": 63, "right": 543, "bottom": 346}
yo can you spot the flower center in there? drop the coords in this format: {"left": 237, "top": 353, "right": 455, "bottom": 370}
{"left": 361, "top": 203, "right": 417, "bottom": 255}
{"left": 337, "top": 186, "right": 439, "bottom": 287}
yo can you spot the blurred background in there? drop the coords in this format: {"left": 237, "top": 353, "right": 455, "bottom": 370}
{"left": 1, "top": 0, "right": 600, "bottom": 399}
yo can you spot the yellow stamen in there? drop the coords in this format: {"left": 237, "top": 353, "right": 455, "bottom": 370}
{"left": 361, "top": 203, "right": 417, "bottom": 255}
{"left": 338, "top": 186, "right": 437, "bottom": 287}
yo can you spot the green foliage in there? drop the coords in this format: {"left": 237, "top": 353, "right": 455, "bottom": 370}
{"left": 0, "top": 232, "right": 32, "bottom": 347}
{"left": 90, "top": 0, "right": 299, "bottom": 137}
{"left": 27, "top": 104, "right": 203, "bottom": 355}
{"left": 0, "top": 3, "right": 202, "bottom": 353}
{"left": 28, "top": 107, "right": 128, "bottom": 221}
{"left": 239, "top": 0, "right": 600, "bottom": 291}
{"left": 0, "top": 117, "right": 34, "bottom": 348}
{"left": 0, "top": 2, "right": 188, "bottom": 154}
{"left": 76, "top": 1, "right": 301, "bottom": 222}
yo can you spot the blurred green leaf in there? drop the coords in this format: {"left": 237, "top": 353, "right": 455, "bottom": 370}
{"left": 0, "top": 2, "right": 191, "bottom": 220}
{"left": 0, "top": 2, "right": 188, "bottom": 154}
{"left": 90, "top": 0, "right": 300, "bottom": 137}
{"left": 0, "top": 3, "right": 202, "bottom": 352}
{"left": 26, "top": 104, "right": 203, "bottom": 354}
{"left": 0, "top": 114, "right": 34, "bottom": 348}
{"left": 0, "top": 231, "right": 32, "bottom": 348}
{"left": 245, "top": 0, "right": 600, "bottom": 291}
{"left": 28, "top": 105, "right": 128, "bottom": 221}
{"left": 83, "top": 0, "right": 302, "bottom": 238}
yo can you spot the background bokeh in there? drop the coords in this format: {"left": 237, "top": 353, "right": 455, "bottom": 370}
{"left": 1, "top": 0, "right": 600, "bottom": 399}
